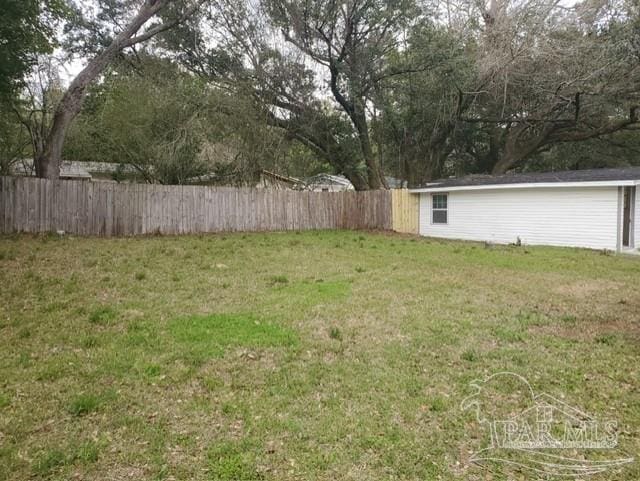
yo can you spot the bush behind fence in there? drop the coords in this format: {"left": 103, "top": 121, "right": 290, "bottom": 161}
{"left": 0, "top": 176, "right": 394, "bottom": 236}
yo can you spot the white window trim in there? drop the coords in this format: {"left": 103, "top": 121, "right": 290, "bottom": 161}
{"left": 431, "top": 193, "right": 448, "bottom": 225}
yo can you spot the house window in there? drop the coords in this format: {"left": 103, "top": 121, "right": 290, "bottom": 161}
{"left": 432, "top": 194, "right": 448, "bottom": 224}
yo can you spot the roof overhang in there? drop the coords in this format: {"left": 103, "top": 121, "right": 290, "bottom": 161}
{"left": 409, "top": 179, "right": 640, "bottom": 193}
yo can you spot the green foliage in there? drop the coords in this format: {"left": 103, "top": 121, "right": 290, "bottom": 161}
{"left": 32, "top": 441, "right": 100, "bottom": 476}
{"left": 64, "top": 55, "right": 318, "bottom": 185}
{"left": 461, "top": 349, "right": 479, "bottom": 362}
{"left": 0, "top": 103, "right": 29, "bottom": 175}
{"left": 72, "top": 441, "right": 100, "bottom": 464}
{"left": 267, "top": 280, "right": 351, "bottom": 312}
{"left": 528, "top": 132, "right": 640, "bottom": 171}
{"left": 375, "top": 21, "right": 474, "bottom": 183}
{"left": 3, "top": 0, "right": 639, "bottom": 186}
{"left": 269, "top": 274, "right": 289, "bottom": 285}
{"left": 64, "top": 57, "right": 211, "bottom": 184}
{"left": 427, "top": 396, "right": 447, "bottom": 412}
{"left": 0, "top": 0, "right": 67, "bottom": 97}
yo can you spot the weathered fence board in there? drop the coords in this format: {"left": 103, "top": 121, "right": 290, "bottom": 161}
{"left": 0, "top": 177, "right": 393, "bottom": 236}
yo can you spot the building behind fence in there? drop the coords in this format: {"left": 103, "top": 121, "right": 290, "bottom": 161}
{"left": 0, "top": 177, "right": 420, "bottom": 236}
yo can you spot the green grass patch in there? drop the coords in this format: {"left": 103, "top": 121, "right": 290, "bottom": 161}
{"left": 207, "top": 440, "right": 263, "bottom": 481}
{"left": 71, "top": 441, "right": 101, "bottom": 464}
{"left": 67, "top": 393, "right": 103, "bottom": 417}
{"left": 328, "top": 326, "right": 342, "bottom": 341}
{"left": 492, "top": 325, "right": 526, "bottom": 343}
{"left": 79, "top": 335, "right": 99, "bottom": 349}
{"left": 142, "top": 363, "right": 162, "bottom": 377}
{"left": 268, "top": 280, "right": 350, "bottom": 311}
{"left": 88, "top": 305, "right": 117, "bottom": 325}
{"left": 461, "top": 349, "right": 480, "bottom": 362}
{"left": 170, "top": 313, "right": 298, "bottom": 360}
{"left": 269, "top": 274, "right": 289, "bottom": 285}
{"left": 33, "top": 449, "right": 67, "bottom": 476}
{"left": 32, "top": 441, "right": 101, "bottom": 477}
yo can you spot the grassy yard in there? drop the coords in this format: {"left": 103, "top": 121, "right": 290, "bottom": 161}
{"left": 0, "top": 231, "right": 638, "bottom": 480}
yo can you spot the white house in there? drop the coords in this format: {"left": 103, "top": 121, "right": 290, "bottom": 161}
{"left": 409, "top": 168, "right": 640, "bottom": 252}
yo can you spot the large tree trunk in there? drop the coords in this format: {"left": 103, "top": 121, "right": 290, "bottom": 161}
{"left": 29, "top": 125, "right": 47, "bottom": 177}
{"left": 37, "top": 52, "right": 123, "bottom": 178}
{"left": 35, "top": 0, "right": 170, "bottom": 179}
{"left": 490, "top": 122, "right": 544, "bottom": 174}
{"left": 491, "top": 154, "right": 518, "bottom": 175}
{"left": 352, "top": 110, "right": 386, "bottom": 189}
{"left": 328, "top": 67, "right": 388, "bottom": 190}
{"left": 342, "top": 170, "right": 369, "bottom": 191}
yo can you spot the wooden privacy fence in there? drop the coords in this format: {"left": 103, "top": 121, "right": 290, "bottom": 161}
{"left": 391, "top": 189, "right": 420, "bottom": 234}
{"left": 0, "top": 176, "right": 394, "bottom": 236}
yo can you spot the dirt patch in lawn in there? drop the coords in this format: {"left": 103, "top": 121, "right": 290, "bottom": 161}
{"left": 529, "top": 317, "right": 640, "bottom": 342}
{"left": 553, "top": 279, "right": 626, "bottom": 297}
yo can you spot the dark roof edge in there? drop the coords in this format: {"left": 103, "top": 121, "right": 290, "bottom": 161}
{"left": 411, "top": 167, "right": 640, "bottom": 190}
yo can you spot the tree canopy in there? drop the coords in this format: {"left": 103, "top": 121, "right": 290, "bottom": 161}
{"left": 0, "top": 0, "right": 67, "bottom": 98}
{"left": 0, "top": 0, "right": 639, "bottom": 186}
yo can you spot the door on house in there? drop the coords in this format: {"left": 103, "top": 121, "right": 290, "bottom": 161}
{"left": 622, "top": 186, "right": 635, "bottom": 248}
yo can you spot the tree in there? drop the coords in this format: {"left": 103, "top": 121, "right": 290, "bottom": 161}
{"left": 36, "top": 0, "right": 208, "bottom": 179}
{"left": 64, "top": 54, "right": 313, "bottom": 185}
{"left": 12, "top": 57, "right": 64, "bottom": 171}
{"left": 460, "top": 0, "right": 640, "bottom": 174}
{"left": 249, "top": 42, "right": 372, "bottom": 189}
{"left": 266, "top": 0, "right": 418, "bottom": 189}
{"left": 373, "top": 21, "right": 474, "bottom": 185}
{"left": 162, "top": 0, "right": 373, "bottom": 188}
{"left": 0, "top": 104, "right": 30, "bottom": 175}
{"left": 0, "top": 0, "right": 66, "bottom": 98}
{"left": 74, "top": 59, "right": 212, "bottom": 184}
{"left": 521, "top": 131, "right": 640, "bottom": 172}
{"left": 51, "top": 0, "right": 640, "bottom": 188}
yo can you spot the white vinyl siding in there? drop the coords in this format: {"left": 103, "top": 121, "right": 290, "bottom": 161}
{"left": 419, "top": 186, "right": 620, "bottom": 250}
{"left": 635, "top": 187, "right": 640, "bottom": 249}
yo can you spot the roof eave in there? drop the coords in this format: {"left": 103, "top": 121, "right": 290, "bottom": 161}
{"left": 408, "top": 179, "right": 640, "bottom": 193}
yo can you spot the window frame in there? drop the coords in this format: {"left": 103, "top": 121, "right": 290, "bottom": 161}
{"left": 431, "top": 193, "right": 448, "bottom": 225}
